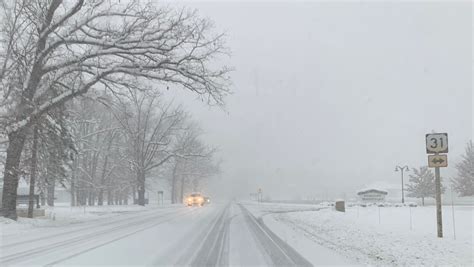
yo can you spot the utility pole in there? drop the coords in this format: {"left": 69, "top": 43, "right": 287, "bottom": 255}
{"left": 395, "top": 165, "right": 409, "bottom": 204}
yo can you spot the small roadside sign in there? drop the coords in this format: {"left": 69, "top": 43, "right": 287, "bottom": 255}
{"left": 425, "top": 132, "right": 449, "bottom": 238}
{"left": 428, "top": 154, "right": 448, "bottom": 168}
{"left": 426, "top": 133, "right": 448, "bottom": 154}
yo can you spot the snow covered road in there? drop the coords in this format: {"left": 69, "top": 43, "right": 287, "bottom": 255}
{"left": 1, "top": 202, "right": 351, "bottom": 266}
{"left": 1, "top": 206, "right": 199, "bottom": 266}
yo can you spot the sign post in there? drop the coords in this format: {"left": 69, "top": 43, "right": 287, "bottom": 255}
{"left": 425, "top": 133, "right": 448, "bottom": 238}
{"left": 434, "top": 164, "right": 443, "bottom": 238}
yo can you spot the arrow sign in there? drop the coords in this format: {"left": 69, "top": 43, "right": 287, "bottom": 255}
{"left": 428, "top": 154, "right": 448, "bottom": 168}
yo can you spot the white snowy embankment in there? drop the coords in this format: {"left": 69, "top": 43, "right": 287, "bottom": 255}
{"left": 0, "top": 204, "right": 173, "bottom": 237}
{"left": 243, "top": 202, "right": 354, "bottom": 265}
{"left": 267, "top": 204, "right": 473, "bottom": 266}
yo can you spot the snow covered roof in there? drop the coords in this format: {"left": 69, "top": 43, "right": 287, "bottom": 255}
{"left": 357, "top": 189, "right": 388, "bottom": 195}
{"left": 357, "top": 181, "right": 400, "bottom": 194}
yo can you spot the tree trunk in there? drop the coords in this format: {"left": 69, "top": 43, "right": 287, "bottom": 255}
{"left": 179, "top": 174, "right": 185, "bottom": 204}
{"left": 1, "top": 130, "right": 28, "bottom": 220}
{"left": 88, "top": 191, "right": 95, "bottom": 206}
{"left": 28, "top": 126, "right": 39, "bottom": 218}
{"left": 70, "top": 158, "right": 78, "bottom": 207}
{"left": 40, "top": 191, "right": 46, "bottom": 206}
{"left": 70, "top": 182, "right": 76, "bottom": 207}
{"left": 179, "top": 160, "right": 189, "bottom": 204}
{"left": 123, "top": 188, "right": 129, "bottom": 205}
{"left": 97, "top": 135, "right": 113, "bottom": 207}
{"left": 76, "top": 189, "right": 83, "bottom": 206}
{"left": 137, "top": 171, "right": 146, "bottom": 206}
{"left": 132, "top": 187, "right": 137, "bottom": 203}
{"left": 107, "top": 189, "right": 113, "bottom": 205}
{"left": 422, "top": 197, "right": 425, "bottom": 206}
{"left": 137, "top": 184, "right": 145, "bottom": 205}
{"left": 46, "top": 178, "right": 55, "bottom": 206}
{"left": 98, "top": 189, "right": 104, "bottom": 206}
{"left": 171, "top": 161, "right": 179, "bottom": 204}
{"left": 114, "top": 192, "right": 120, "bottom": 205}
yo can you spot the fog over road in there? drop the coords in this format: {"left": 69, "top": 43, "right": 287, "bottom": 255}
{"left": 0, "top": 203, "right": 348, "bottom": 266}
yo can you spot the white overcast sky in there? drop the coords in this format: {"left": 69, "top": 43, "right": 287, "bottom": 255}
{"left": 163, "top": 1, "right": 473, "bottom": 199}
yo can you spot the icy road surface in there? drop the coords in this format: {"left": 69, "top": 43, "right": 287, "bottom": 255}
{"left": 0, "top": 202, "right": 350, "bottom": 266}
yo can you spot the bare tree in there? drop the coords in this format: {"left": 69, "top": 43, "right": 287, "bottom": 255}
{"left": 113, "top": 92, "right": 188, "bottom": 206}
{"left": 68, "top": 97, "right": 124, "bottom": 206}
{"left": 0, "top": 0, "right": 230, "bottom": 219}
{"left": 169, "top": 123, "right": 218, "bottom": 203}
{"left": 18, "top": 105, "right": 74, "bottom": 210}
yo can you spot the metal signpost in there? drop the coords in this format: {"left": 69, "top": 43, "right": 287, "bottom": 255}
{"left": 425, "top": 133, "right": 448, "bottom": 238}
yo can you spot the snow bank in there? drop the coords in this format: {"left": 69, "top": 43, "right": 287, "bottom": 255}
{"left": 240, "top": 201, "right": 329, "bottom": 216}
{"left": 271, "top": 205, "right": 473, "bottom": 266}
{"left": 0, "top": 204, "right": 175, "bottom": 237}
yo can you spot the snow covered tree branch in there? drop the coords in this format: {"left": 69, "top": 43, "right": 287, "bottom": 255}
{"left": 0, "top": 0, "right": 231, "bottom": 219}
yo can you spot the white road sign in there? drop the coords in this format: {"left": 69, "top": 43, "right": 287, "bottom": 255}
{"left": 426, "top": 133, "right": 448, "bottom": 154}
{"left": 428, "top": 154, "right": 448, "bottom": 168}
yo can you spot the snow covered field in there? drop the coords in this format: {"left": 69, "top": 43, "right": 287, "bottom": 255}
{"left": 247, "top": 202, "right": 473, "bottom": 266}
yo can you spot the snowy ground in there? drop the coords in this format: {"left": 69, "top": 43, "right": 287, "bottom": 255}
{"left": 1, "top": 201, "right": 471, "bottom": 266}
{"left": 246, "top": 201, "right": 473, "bottom": 266}
{"left": 1, "top": 202, "right": 339, "bottom": 266}
{"left": 0, "top": 204, "right": 203, "bottom": 265}
{"left": 0, "top": 203, "right": 167, "bottom": 237}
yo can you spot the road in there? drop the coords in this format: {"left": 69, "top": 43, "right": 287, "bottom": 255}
{"left": 0, "top": 202, "right": 329, "bottom": 266}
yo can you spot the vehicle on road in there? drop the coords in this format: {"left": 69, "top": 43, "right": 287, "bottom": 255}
{"left": 185, "top": 193, "right": 205, "bottom": 206}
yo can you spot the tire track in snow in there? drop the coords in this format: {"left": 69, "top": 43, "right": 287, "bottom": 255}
{"left": 1, "top": 207, "right": 177, "bottom": 249}
{"left": 151, "top": 204, "right": 225, "bottom": 266}
{"left": 189, "top": 203, "right": 231, "bottom": 266}
{"left": 0, "top": 207, "right": 198, "bottom": 266}
{"left": 239, "top": 204, "right": 313, "bottom": 267}
{"left": 44, "top": 208, "right": 200, "bottom": 267}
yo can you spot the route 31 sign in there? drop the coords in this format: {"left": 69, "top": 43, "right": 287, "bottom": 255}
{"left": 426, "top": 133, "right": 448, "bottom": 154}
